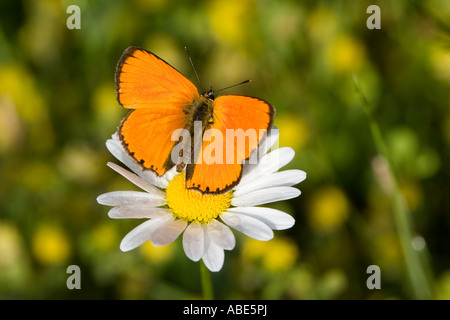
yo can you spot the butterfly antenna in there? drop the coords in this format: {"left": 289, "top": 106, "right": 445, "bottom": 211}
{"left": 215, "top": 79, "right": 251, "bottom": 93}
{"left": 185, "top": 47, "right": 203, "bottom": 91}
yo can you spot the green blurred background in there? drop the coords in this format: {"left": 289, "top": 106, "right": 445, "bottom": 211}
{"left": 0, "top": 0, "right": 449, "bottom": 299}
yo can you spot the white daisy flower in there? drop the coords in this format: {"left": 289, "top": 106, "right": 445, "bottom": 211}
{"left": 97, "top": 128, "right": 306, "bottom": 272}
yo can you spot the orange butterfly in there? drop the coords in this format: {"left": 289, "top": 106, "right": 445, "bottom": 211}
{"left": 115, "top": 46, "right": 274, "bottom": 194}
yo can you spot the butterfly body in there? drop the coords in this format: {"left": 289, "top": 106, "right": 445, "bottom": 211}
{"left": 175, "top": 91, "right": 214, "bottom": 173}
{"left": 186, "top": 91, "right": 215, "bottom": 131}
{"left": 115, "top": 47, "right": 274, "bottom": 194}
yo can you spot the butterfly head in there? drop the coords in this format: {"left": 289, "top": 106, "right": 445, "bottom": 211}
{"left": 202, "top": 87, "right": 215, "bottom": 102}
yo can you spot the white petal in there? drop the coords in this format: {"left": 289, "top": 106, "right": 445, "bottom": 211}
{"left": 234, "top": 169, "right": 306, "bottom": 196}
{"left": 108, "top": 207, "right": 171, "bottom": 219}
{"left": 220, "top": 211, "right": 273, "bottom": 241}
{"left": 258, "top": 147, "right": 295, "bottom": 174}
{"left": 183, "top": 222, "right": 205, "bottom": 261}
{"left": 258, "top": 126, "right": 280, "bottom": 157}
{"left": 106, "top": 136, "right": 127, "bottom": 159}
{"left": 231, "top": 186, "right": 300, "bottom": 207}
{"left": 202, "top": 228, "right": 225, "bottom": 272}
{"left": 226, "top": 207, "right": 295, "bottom": 230}
{"left": 107, "top": 162, "right": 164, "bottom": 196}
{"left": 106, "top": 138, "right": 168, "bottom": 189}
{"left": 239, "top": 128, "right": 279, "bottom": 180}
{"left": 205, "top": 219, "right": 235, "bottom": 250}
{"left": 159, "top": 166, "right": 179, "bottom": 188}
{"left": 111, "top": 132, "right": 120, "bottom": 140}
{"left": 106, "top": 138, "right": 143, "bottom": 176}
{"left": 149, "top": 218, "right": 187, "bottom": 246}
{"left": 119, "top": 217, "right": 170, "bottom": 252}
{"left": 240, "top": 147, "right": 295, "bottom": 186}
{"left": 97, "top": 191, "right": 166, "bottom": 207}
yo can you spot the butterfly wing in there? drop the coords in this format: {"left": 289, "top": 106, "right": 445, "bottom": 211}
{"left": 115, "top": 47, "right": 199, "bottom": 175}
{"left": 119, "top": 109, "right": 187, "bottom": 175}
{"left": 116, "top": 47, "right": 199, "bottom": 109}
{"left": 186, "top": 95, "right": 274, "bottom": 193}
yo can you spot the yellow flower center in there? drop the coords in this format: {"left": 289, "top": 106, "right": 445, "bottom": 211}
{"left": 166, "top": 172, "right": 232, "bottom": 223}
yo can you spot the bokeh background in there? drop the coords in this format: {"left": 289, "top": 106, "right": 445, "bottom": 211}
{"left": 0, "top": 0, "right": 449, "bottom": 299}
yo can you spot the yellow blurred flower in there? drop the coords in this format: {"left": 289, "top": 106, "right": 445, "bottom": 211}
{"left": 92, "top": 83, "right": 123, "bottom": 134}
{"left": 205, "top": 48, "right": 255, "bottom": 89}
{"left": 0, "top": 222, "right": 24, "bottom": 269}
{"left": 18, "top": 0, "right": 64, "bottom": 66}
{"left": 139, "top": 241, "right": 174, "bottom": 264}
{"left": 32, "top": 225, "right": 71, "bottom": 265}
{"left": 373, "top": 231, "right": 402, "bottom": 269}
{"left": 308, "top": 186, "right": 349, "bottom": 233}
{"left": 243, "top": 237, "right": 299, "bottom": 272}
{"left": 307, "top": 7, "right": 337, "bottom": 43}
{"left": 429, "top": 45, "right": 450, "bottom": 82}
{"left": 266, "top": 2, "right": 302, "bottom": 44}
{"left": 243, "top": 237, "right": 270, "bottom": 260}
{"left": 276, "top": 114, "right": 309, "bottom": 151}
{"left": 0, "top": 65, "right": 44, "bottom": 121}
{"left": 317, "top": 268, "right": 348, "bottom": 299}
{"left": 207, "top": 0, "right": 254, "bottom": 46}
{"left": 327, "top": 35, "right": 366, "bottom": 74}
{"left": 144, "top": 33, "right": 185, "bottom": 72}
{"left": 58, "top": 142, "right": 101, "bottom": 184}
{"left": 90, "top": 223, "right": 119, "bottom": 252}
{"left": 0, "top": 64, "right": 54, "bottom": 152}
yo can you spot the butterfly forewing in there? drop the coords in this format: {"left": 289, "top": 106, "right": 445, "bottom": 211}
{"left": 116, "top": 47, "right": 199, "bottom": 108}
{"left": 116, "top": 47, "right": 198, "bottom": 176}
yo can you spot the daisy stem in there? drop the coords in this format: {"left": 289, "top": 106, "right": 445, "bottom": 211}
{"left": 200, "top": 260, "right": 214, "bottom": 300}
{"left": 352, "top": 74, "right": 432, "bottom": 299}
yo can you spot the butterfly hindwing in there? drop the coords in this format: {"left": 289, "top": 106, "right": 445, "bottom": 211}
{"left": 119, "top": 108, "right": 187, "bottom": 175}
{"left": 186, "top": 95, "right": 274, "bottom": 193}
